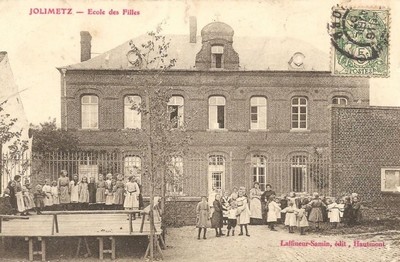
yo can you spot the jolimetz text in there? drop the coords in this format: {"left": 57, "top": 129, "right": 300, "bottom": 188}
{"left": 29, "top": 8, "right": 140, "bottom": 16}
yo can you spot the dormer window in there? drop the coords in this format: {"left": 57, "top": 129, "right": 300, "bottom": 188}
{"left": 211, "top": 45, "right": 224, "bottom": 69}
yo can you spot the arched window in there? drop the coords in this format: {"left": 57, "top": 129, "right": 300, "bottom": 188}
{"left": 124, "top": 95, "right": 141, "bottom": 129}
{"left": 168, "top": 96, "right": 184, "bottom": 128}
{"left": 208, "top": 155, "right": 225, "bottom": 193}
{"left": 251, "top": 155, "right": 267, "bottom": 191}
{"left": 250, "top": 97, "right": 267, "bottom": 130}
{"left": 332, "top": 96, "right": 348, "bottom": 105}
{"left": 209, "top": 96, "right": 226, "bottom": 130}
{"left": 81, "top": 95, "right": 98, "bottom": 129}
{"left": 291, "top": 97, "right": 307, "bottom": 130}
{"left": 124, "top": 156, "right": 141, "bottom": 180}
{"left": 291, "top": 155, "right": 308, "bottom": 192}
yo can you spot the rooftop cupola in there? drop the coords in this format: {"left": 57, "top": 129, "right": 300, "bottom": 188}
{"left": 195, "top": 21, "right": 239, "bottom": 70}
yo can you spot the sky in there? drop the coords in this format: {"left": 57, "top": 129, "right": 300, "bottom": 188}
{"left": 0, "top": 0, "right": 399, "bottom": 125}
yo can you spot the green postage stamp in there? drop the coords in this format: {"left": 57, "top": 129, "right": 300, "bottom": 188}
{"left": 329, "top": 7, "right": 390, "bottom": 77}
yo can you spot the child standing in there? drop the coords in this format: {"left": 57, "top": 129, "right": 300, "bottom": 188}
{"left": 328, "top": 198, "right": 341, "bottom": 228}
{"left": 337, "top": 199, "right": 345, "bottom": 222}
{"left": 226, "top": 201, "right": 237, "bottom": 236}
{"left": 33, "top": 185, "right": 46, "bottom": 214}
{"left": 281, "top": 202, "right": 297, "bottom": 233}
{"left": 296, "top": 204, "right": 309, "bottom": 235}
{"left": 308, "top": 192, "right": 325, "bottom": 231}
{"left": 105, "top": 174, "right": 114, "bottom": 210}
{"left": 113, "top": 174, "right": 125, "bottom": 210}
{"left": 266, "top": 196, "right": 281, "bottom": 231}
{"left": 123, "top": 176, "right": 140, "bottom": 216}
{"left": 88, "top": 177, "right": 97, "bottom": 208}
{"left": 96, "top": 174, "right": 106, "bottom": 208}
{"left": 22, "top": 179, "right": 35, "bottom": 214}
{"left": 70, "top": 174, "right": 80, "bottom": 210}
{"left": 42, "top": 179, "right": 53, "bottom": 211}
{"left": 236, "top": 188, "right": 251, "bottom": 237}
{"left": 279, "top": 194, "right": 288, "bottom": 224}
{"left": 51, "top": 181, "right": 60, "bottom": 210}
{"left": 2, "top": 188, "right": 14, "bottom": 215}
{"left": 58, "top": 170, "right": 70, "bottom": 211}
{"left": 221, "top": 191, "right": 230, "bottom": 225}
{"left": 78, "top": 176, "right": 90, "bottom": 210}
{"left": 196, "top": 196, "right": 210, "bottom": 240}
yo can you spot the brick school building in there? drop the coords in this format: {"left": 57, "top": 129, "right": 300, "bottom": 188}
{"left": 56, "top": 19, "right": 371, "bottom": 224}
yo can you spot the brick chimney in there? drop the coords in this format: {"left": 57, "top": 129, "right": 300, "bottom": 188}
{"left": 189, "top": 16, "right": 197, "bottom": 43}
{"left": 80, "top": 31, "right": 92, "bottom": 62}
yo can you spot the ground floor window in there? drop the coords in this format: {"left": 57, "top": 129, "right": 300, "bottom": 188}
{"left": 381, "top": 168, "right": 400, "bottom": 192}
{"left": 208, "top": 155, "right": 225, "bottom": 193}
{"left": 124, "top": 156, "right": 141, "bottom": 181}
{"left": 167, "top": 156, "right": 184, "bottom": 195}
{"left": 251, "top": 155, "right": 267, "bottom": 191}
{"left": 291, "top": 155, "right": 307, "bottom": 192}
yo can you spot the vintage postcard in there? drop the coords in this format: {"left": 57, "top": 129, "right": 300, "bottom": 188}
{"left": 0, "top": 0, "right": 399, "bottom": 261}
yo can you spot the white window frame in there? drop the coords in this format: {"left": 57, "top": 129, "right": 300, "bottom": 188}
{"left": 251, "top": 155, "right": 267, "bottom": 191}
{"left": 124, "top": 95, "right": 142, "bottom": 129}
{"left": 208, "top": 155, "right": 225, "bottom": 193}
{"left": 291, "top": 97, "right": 308, "bottom": 130}
{"left": 250, "top": 97, "right": 267, "bottom": 130}
{"left": 167, "top": 156, "right": 184, "bottom": 195}
{"left": 168, "top": 96, "right": 184, "bottom": 128}
{"left": 291, "top": 155, "right": 308, "bottom": 192}
{"left": 332, "top": 96, "right": 348, "bottom": 105}
{"left": 211, "top": 45, "right": 224, "bottom": 69}
{"left": 124, "top": 156, "right": 142, "bottom": 180}
{"left": 208, "top": 96, "right": 226, "bottom": 130}
{"left": 381, "top": 168, "right": 400, "bottom": 192}
{"left": 81, "top": 95, "right": 99, "bottom": 129}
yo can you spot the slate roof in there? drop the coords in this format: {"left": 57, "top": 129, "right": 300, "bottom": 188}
{"left": 62, "top": 34, "right": 330, "bottom": 71}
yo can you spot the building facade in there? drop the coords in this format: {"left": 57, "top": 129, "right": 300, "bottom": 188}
{"left": 331, "top": 106, "right": 400, "bottom": 220}
{"left": 59, "top": 20, "right": 370, "bottom": 198}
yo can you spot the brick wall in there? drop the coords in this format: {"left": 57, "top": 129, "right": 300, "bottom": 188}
{"left": 331, "top": 106, "right": 400, "bottom": 220}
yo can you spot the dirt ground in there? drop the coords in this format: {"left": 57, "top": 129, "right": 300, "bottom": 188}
{"left": 1, "top": 224, "right": 399, "bottom": 261}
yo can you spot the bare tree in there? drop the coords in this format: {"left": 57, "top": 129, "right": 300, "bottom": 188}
{"left": 127, "top": 21, "right": 192, "bottom": 260}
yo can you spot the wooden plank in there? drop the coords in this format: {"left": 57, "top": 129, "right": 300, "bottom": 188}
{"left": 0, "top": 215, "right": 30, "bottom": 219}
{"left": 42, "top": 210, "right": 143, "bottom": 215}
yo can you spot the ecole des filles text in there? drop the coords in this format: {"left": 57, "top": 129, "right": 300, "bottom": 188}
{"left": 29, "top": 8, "right": 140, "bottom": 15}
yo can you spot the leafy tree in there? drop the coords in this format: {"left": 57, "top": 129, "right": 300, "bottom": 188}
{"left": 31, "top": 118, "right": 79, "bottom": 153}
{"left": 0, "top": 100, "right": 30, "bottom": 191}
{"left": 127, "top": 21, "right": 192, "bottom": 260}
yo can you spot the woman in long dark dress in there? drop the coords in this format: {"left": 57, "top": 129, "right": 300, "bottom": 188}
{"left": 211, "top": 194, "right": 224, "bottom": 237}
{"left": 261, "top": 184, "right": 276, "bottom": 223}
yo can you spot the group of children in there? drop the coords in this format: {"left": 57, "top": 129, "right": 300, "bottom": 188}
{"left": 2, "top": 170, "right": 143, "bottom": 216}
{"left": 196, "top": 186, "right": 251, "bottom": 239}
{"left": 196, "top": 187, "right": 363, "bottom": 239}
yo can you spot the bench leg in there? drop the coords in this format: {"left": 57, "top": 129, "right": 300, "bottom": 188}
{"left": 76, "top": 237, "right": 82, "bottom": 257}
{"left": 156, "top": 235, "right": 164, "bottom": 260}
{"left": 84, "top": 237, "right": 92, "bottom": 257}
{"left": 98, "top": 237, "right": 104, "bottom": 260}
{"left": 143, "top": 236, "right": 150, "bottom": 259}
{"left": 159, "top": 233, "right": 166, "bottom": 250}
{"left": 40, "top": 238, "right": 46, "bottom": 262}
{"left": 110, "top": 237, "right": 115, "bottom": 260}
{"left": 28, "top": 238, "right": 33, "bottom": 261}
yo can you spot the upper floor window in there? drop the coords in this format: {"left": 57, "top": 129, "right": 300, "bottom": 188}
{"left": 332, "top": 96, "right": 348, "bottom": 105}
{"left": 250, "top": 97, "right": 267, "bottom": 130}
{"left": 209, "top": 96, "right": 226, "bottom": 130}
{"left": 291, "top": 97, "right": 307, "bottom": 130}
{"left": 81, "top": 95, "right": 98, "bottom": 129}
{"left": 168, "top": 96, "right": 184, "bottom": 128}
{"left": 124, "top": 95, "right": 141, "bottom": 129}
{"left": 211, "top": 45, "right": 224, "bottom": 69}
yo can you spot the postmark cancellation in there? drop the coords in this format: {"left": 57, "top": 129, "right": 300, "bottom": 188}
{"left": 329, "top": 6, "right": 389, "bottom": 77}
